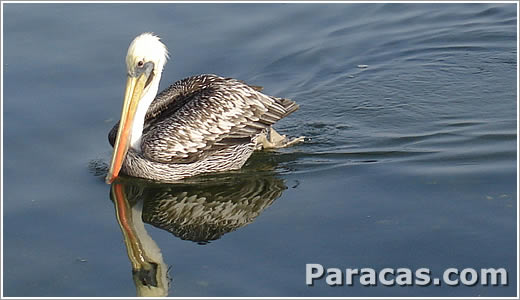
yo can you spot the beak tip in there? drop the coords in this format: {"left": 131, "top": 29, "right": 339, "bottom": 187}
{"left": 105, "top": 174, "right": 116, "bottom": 184}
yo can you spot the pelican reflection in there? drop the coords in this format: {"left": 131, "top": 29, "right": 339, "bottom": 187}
{"left": 110, "top": 168, "right": 287, "bottom": 296}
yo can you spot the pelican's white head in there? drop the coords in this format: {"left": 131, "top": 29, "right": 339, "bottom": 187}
{"left": 106, "top": 33, "right": 170, "bottom": 184}
{"left": 126, "top": 32, "right": 169, "bottom": 76}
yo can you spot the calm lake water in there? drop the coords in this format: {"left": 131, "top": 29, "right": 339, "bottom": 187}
{"left": 2, "top": 3, "right": 517, "bottom": 297}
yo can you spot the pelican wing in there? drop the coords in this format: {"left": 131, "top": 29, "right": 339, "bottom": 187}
{"left": 138, "top": 74, "right": 298, "bottom": 163}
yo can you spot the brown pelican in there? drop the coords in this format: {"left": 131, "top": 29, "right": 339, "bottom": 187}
{"left": 106, "top": 33, "right": 303, "bottom": 183}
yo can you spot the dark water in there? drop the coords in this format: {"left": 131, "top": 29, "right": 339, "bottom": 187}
{"left": 2, "top": 3, "right": 517, "bottom": 297}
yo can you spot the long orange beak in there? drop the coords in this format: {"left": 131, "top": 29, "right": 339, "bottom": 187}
{"left": 105, "top": 74, "right": 148, "bottom": 184}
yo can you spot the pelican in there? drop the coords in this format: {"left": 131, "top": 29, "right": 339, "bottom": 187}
{"left": 106, "top": 33, "right": 303, "bottom": 184}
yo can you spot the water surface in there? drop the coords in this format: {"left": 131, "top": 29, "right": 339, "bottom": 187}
{"left": 2, "top": 3, "right": 517, "bottom": 297}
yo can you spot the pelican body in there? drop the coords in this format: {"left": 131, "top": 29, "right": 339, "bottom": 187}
{"left": 106, "top": 33, "right": 301, "bottom": 183}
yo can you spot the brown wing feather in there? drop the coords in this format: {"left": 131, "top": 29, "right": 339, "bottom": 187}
{"left": 109, "top": 74, "right": 298, "bottom": 164}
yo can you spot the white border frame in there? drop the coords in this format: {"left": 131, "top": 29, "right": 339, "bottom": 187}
{"left": 0, "top": 1, "right": 518, "bottom": 299}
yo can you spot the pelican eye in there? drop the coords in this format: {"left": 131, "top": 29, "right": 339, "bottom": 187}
{"left": 137, "top": 60, "right": 144, "bottom": 67}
